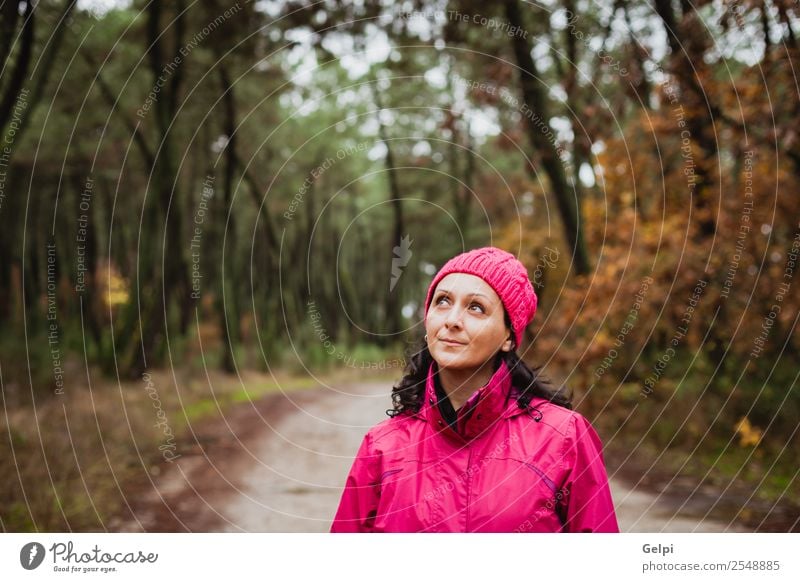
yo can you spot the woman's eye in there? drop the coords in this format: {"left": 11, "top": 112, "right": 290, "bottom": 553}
{"left": 469, "top": 303, "right": 485, "bottom": 313}
{"left": 435, "top": 296, "right": 449, "bottom": 305}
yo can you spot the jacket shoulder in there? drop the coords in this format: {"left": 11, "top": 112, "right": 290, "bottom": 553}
{"left": 364, "top": 412, "right": 421, "bottom": 449}
{"left": 524, "top": 397, "right": 584, "bottom": 437}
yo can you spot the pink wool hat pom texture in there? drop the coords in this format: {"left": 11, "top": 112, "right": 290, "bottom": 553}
{"left": 424, "top": 247, "right": 538, "bottom": 346}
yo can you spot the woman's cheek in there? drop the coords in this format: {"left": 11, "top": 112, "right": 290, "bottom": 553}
{"left": 425, "top": 314, "right": 442, "bottom": 336}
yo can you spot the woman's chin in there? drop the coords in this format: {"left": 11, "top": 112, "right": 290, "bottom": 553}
{"left": 432, "top": 353, "right": 478, "bottom": 370}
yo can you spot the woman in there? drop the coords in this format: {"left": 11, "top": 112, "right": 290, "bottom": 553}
{"left": 331, "top": 247, "right": 619, "bottom": 532}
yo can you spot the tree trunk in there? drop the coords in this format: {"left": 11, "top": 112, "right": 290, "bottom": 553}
{"left": 0, "top": 0, "right": 34, "bottom": 135}
{"left": 216, "top": 66, "right": 241, "bottom": 373}
{"left": 652, "top": 0, "right": 718, "bottom": 238}
{"left": 504, "top": 0, "right": 590, "bottom": 276}
{"left": 124, "top": 1, "right": 190, "bottom": 377}
{"left": 0, "top": 0, "right": 75, "bottom": 326}
{"left": 371, "top": 84, "right": 404, "bottom": 341}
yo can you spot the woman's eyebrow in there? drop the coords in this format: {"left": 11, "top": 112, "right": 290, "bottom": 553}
{"left": 436, "top": 289, "right": 490, "bottom": 299}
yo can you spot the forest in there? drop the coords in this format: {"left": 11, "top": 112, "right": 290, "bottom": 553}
{"left": 1, "top": 0, "right": 798, "bottom": 532}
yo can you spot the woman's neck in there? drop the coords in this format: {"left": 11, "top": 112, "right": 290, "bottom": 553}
{"left": 437, "top": 359, "right": 497, "bottom": 410}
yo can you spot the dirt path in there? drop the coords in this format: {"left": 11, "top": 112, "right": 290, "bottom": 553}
{"left": 113, "top": 379, "right": 750, "bottom": 532}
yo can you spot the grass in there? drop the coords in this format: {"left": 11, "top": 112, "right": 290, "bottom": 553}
{"left": 1, "top": 329, "right": 409, "bottom": 533}
{"left": 595, "top": 367, "right": 800, "bottom": 527}
{"left": 175, "top": 372, "right": 323, "bottom": 427}
{"left": 0, "top": 355, "right": 397, "bottom": 532}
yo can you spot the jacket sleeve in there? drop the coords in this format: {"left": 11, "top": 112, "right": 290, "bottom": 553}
{"left": 330, "top": 432, "right": 381, "bottom": 533}
{"left": 559, "top": 414, "right": 620, "bottom": 533}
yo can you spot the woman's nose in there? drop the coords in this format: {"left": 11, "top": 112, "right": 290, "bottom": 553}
{"left": 444, "top": 306, "right": 464, "bottom": 327}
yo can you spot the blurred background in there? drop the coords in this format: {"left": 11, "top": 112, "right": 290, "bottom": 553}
{"left": 0, "top": 0, "right": 798, "bottom": 532}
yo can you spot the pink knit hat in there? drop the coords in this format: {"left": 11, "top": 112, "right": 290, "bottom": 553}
{"left": 424, "top": 247, "right": 537, "bottom": 346}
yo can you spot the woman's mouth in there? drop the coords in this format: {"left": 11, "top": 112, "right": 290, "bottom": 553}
{"left": 440, "top": 338, "right": 466, "bottom": 346}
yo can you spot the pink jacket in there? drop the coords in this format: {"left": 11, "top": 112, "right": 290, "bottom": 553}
{"left": 331, "top": 361, "right": 619, "bottom": 533}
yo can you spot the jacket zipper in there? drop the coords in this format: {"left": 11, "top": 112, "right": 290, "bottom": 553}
{"left": 464, "top": 443, "right": 473, "bottom": 531}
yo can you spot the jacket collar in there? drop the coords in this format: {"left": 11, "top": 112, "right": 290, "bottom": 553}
{"left": 421, "top": 359, "right": 519, "bottom": 441}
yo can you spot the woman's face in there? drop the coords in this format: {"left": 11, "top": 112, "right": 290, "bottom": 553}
{"left": 425, "top": 273, "right": 513, "bottom": 371}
